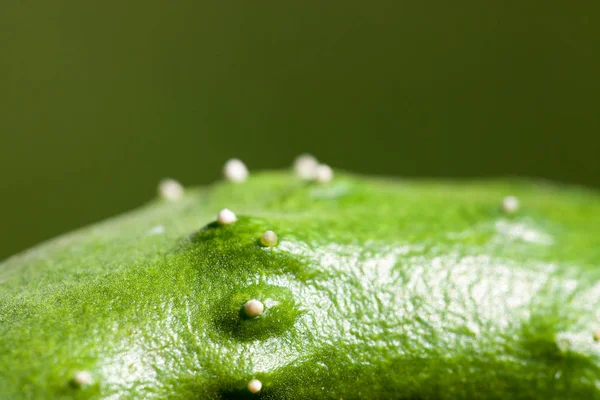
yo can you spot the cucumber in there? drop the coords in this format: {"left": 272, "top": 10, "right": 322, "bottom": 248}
{"left": 1, "top": 171, "right": 599, "bottom": 399}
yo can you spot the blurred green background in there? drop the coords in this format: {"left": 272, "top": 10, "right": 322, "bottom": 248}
{"left": 1, "top": 1, "right": 598, "bottom": 260}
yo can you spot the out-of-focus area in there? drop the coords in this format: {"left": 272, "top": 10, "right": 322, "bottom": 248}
{"left": 0, "top": 1, "right": 598, "bottom": 259}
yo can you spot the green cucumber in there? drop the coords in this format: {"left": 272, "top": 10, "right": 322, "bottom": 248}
{"left": 1, "top": 171, "right": 599, "bottom": 399}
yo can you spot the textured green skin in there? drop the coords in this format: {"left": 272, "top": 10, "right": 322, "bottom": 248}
{"left": 1, "top": 172, "right": 600, "bottom": 399}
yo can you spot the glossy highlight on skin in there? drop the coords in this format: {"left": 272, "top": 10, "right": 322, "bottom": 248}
{"left": 0, "top": 171, "right": 599, "bottom": 399}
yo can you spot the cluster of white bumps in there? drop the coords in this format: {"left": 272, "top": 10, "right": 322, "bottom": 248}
{"left": 294, "top": 153, "right": 333, "bottom": 183}
{"left": 214, "top": 191, "right": 274, "bottom": 394}
{"left": 158, "top": 153, "right": 333, "bottom": 203}
{"left": 223, "top": 153, "right": 334, "bottom": 183}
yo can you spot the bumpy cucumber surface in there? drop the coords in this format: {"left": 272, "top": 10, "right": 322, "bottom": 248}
{"left": 1, "top": 171, "right": 599, "bottom": 399}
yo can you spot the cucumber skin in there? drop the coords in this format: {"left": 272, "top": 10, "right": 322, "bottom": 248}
{"left": 1, "top": 172, "right": 599, "bottom": 399}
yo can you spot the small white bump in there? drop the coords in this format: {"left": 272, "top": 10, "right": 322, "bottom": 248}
{"left": 502, "top": 196, "right": 519, "bottom": 214}
{"left": 243, "top": 299, "right": 264, "bottom": 318}
{"left": 158, "top": 179, "right": 184, "bottom": 201}
{"left": 223, "top": 158, "right": 249, "bottom": 183}
{"left": 73, "top": 371, "right": 93, "bottom": 386}
{"left": 314, "top": 164, "right": 333, "bottom": 184}
{"left": 248, "top": 379, "right": 262, "bottom": 393}
{"left": 260, "top": 230, "right": 278, "bottom": 247}
{"left": 217, "top": 208, "right": 237, "bottom": 225}
{"left": 294, "top": 153, "right": 319, "bottom": 180}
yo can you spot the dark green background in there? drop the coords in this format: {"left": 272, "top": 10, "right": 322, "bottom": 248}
{"left": 1, "top": 1, "right": 598, "bottom": 260}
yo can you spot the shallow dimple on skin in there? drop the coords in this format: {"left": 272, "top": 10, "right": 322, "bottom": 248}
{"left": 1, "top": 172, "right": 600, "bottom": 399}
